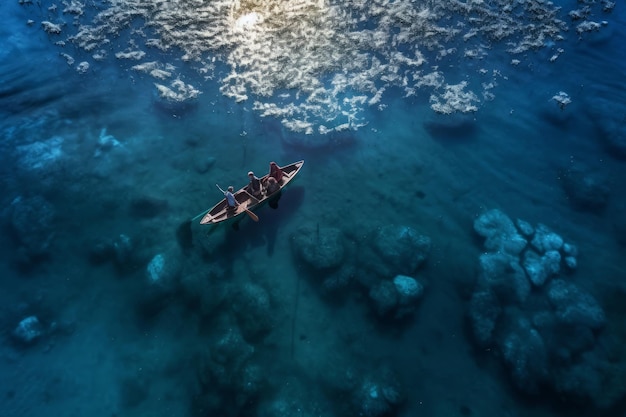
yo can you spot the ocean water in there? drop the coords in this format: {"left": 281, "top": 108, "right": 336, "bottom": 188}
{"left": 2, "top": 0, "right": 626, "bottom": 416}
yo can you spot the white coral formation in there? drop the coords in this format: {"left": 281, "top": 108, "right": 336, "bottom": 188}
{"left": 430, "top": 81, "right": 479, "bottom": 114}
{"left": 76, "top": 61, "right": 90, "bottom": 74}
{"left": 62, "top": 0, "right": 84, "bottom": 16}
{"left": 155, "top": 79, "right": 201, "bottom": 102}
{"left": 576, "top": 21, "right": 602, "bottom": 34}
{"left": 115, "top": 50, "right": 146, "bottom": 60}
{"left": 25, "top": 0, "right": 611, "bottom": 133}
{"left": 132, "top": 61, "right": 175, "bottom": 80}
{"left": 552, "top": 91, "right": 571, "bottom": 110}
{"left": 474, "top": 210, "right": 579, "bottom": 291}
{"left": 41, "top": 21, "right": 62, "bottom": 34}
{"left": 60, "top": 53, "right": 75, "bottom": 66}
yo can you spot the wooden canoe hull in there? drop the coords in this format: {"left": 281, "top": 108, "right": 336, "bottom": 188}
{"left": 200, "top": 160, "right": 304, "bottom": 225}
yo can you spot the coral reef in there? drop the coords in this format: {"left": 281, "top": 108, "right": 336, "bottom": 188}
{"left": 291, "top": 222, "right": 429, "bottom": 320}
{"left": 468, "top": 209, "right": 623, "bottom": 408}
{"left": 6, "top": 195, "right": 56, "bottom": 263}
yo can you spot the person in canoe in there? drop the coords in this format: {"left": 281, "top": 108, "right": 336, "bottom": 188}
{"left": 268, "top": 161, "right": 284, "bottom": 183}
{"left": 222, "top": 185, "right": 239, "bottom": 210}
{"left": 265, "top": 176, "right": 280, "bottom": 195}
{"left": 246, "top": 171, "right": 263, "bottom": 198}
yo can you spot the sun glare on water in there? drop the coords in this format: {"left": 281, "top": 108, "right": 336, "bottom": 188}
{"left": 25, "top": 0, "right": 613, "bottom": 134}
{"left": 233, "top": 11, "right": 261, "bottom": 31}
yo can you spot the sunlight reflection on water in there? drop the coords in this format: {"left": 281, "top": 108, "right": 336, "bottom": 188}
{"left": 23, "top": 0, "right": 614, "bottom": 135}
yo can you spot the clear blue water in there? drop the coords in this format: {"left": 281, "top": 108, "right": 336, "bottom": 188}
{"left": 2, "top": 0, "right": 626, "bottom": 416}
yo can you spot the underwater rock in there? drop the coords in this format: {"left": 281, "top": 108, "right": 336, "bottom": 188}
{"left": 563, "top": 256, "right": 577, "bottom": 270}
{"left": 194, "top": 155, "right": 216, "bottom": 173}
{"left": 474, "top": 209, "right": 527, "bottom": 255}
{"left": 602, "top": 127, "right": 626, "bottom": 159}
{"left": 138, "top": 248, "right": 182, "bottom": 316}
{"left": 113, "top": 234, "right": 133, "bottom": 266}
{"left": 195, "top": 325, "right": 264, "bottom": 414}
{"left": 543, "top": 250, "right": 562, "bottom": 275}
{"left": 371, "top": 225, "right": 431, "bottom": 276}
{"left": 205, "top": 327, "right": 255, "bottom": 389}
{"left": 500, "top": 233, "right": 528, "bottom": 256}
{"left": 146, "top": 251, "right": 181, "bottom": 291}
{"left": 468, "top": 288, "right": 502, "bottom": 347}
{"left": 474, "top": 209, "right": 516, "bottom": 238}
{"left": 499, "top": 316, "right": 549, "bottom": 394}
{"left": 522, "top": 250, "right": 560, "bottom": 287}
{"left": 393, "top": 275, "right": 424, "bottom": 318}
{"left": 547, "top": 280, "right": 606, "bottom": 330}
{"left": 351, "top": 366, "right": 404, "bottom": 417}
{"left": 291, "top": 226, "right": 345, "bottom": 270}
{"left": 13, "top": 316, "right": 44, "bottom": 344}
{"left": 231, "top": 282, "right": 273, "bottom": 341}
{"left": 551, "top": 355, "right": 603, "bottom": 404}
{"left": 535, "top": 312, "right": 596, "bottom": 361}
{"left": 478, "top": 252, "right": 530, "bottom": 304}
{"left": 562, "top": 242, "right": 578, "bottom": 257}
{"left": 179, "top": 267, "right": 227, "bottom": 316}
{"left": 468, "top": 208, "right": 614, "bottom": 408}
{"left": 522, "top": 250, "right": 548, "bottom": 287}
{"left": 531, "top": 224, "right": 564, "bottom": 253}
{"left": 321, "top": 264, "right": 355, "bottom": 294}
{"left": 559, "top": 165, "right": 610, "bottom": 211}
{"left": 515, "top": 218, "right": 535, "bottom": 237}
{"left": 587, "top": 96, "right": 626, "bottom": 159}
{"left": 369, "top": 280, "right": 399, "bottom": 317}
{"left": 550, "top": 349, "right": 626, "bottom": 410}
{"left": 8, "top": 195, "right": 56, "bottom": 261}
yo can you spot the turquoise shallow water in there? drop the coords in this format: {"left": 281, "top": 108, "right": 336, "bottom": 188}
{"left": 2, "top": 1, "right": 626, "bottom": 416}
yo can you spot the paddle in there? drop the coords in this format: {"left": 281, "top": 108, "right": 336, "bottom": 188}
{"left": 216, "top": 184, "right": 259, "bottom": 222}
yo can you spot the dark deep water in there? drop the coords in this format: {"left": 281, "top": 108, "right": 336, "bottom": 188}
{"left": 2, "top": 1, "right": 626, "bottom": 416}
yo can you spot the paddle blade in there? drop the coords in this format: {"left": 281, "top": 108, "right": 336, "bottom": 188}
{"left": 245, "top": 209, "right": 259, "bottom": 222}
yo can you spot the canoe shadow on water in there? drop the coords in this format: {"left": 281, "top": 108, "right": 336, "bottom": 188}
{"left": 223, "top": 186, "right": 306, "bottom": 257}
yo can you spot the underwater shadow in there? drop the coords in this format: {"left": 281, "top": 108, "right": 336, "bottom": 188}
{"left": 152, "top": 98, "right": 199, "bottom": 119}
{"left": 217, "top": 186, "right": 306, "bottom": 258}
{"left": 261, "top": 186, "right": 306, "bottom": 256}
{"left": 262, "top": 118, "right": 358, "bottom": 154}
{"left": 424, "top": 114, "right": 479, "bottom": 143}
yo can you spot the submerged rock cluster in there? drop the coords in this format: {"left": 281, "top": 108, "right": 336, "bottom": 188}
{"left": 291, "top": 223, "right": 430, "bottom": 320}
{"left": 469, "top": 208, "right": 622, "bottom": 408}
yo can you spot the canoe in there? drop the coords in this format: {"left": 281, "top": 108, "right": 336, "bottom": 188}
{"left": 199, "top": 160, "right": 304, "bottom": 225}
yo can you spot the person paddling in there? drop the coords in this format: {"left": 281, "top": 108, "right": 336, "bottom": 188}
{"left": 217, "top": 184, "right": 239, "bottom": 209}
